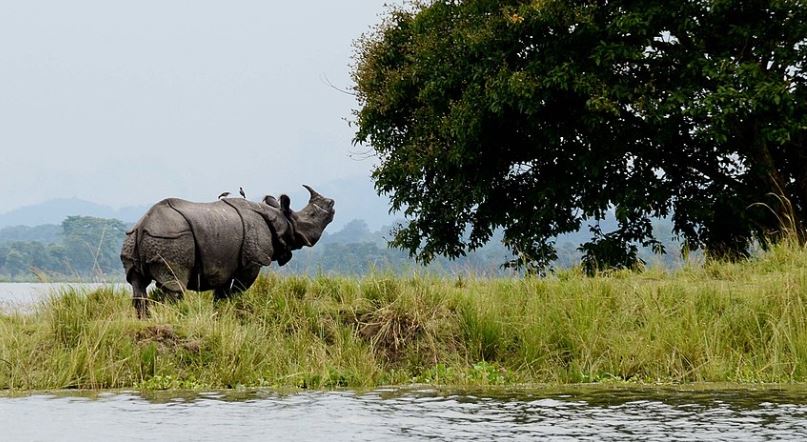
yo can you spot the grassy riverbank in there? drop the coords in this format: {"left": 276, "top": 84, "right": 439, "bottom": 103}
{"left": 1, "top": 242, "right": 806, "bottom": 390}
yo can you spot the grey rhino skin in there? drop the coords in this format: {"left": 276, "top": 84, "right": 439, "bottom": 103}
{"left": 121, "top": 185, "right": 334, "bottom": 318}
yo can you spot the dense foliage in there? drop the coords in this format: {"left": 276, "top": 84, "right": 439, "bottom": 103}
{"left": 353, "top": 0, "right": 807, "bottom": 272}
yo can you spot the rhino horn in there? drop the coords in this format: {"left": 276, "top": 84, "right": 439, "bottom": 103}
{"left": 303, "top": 184, "right": 323, "bottom": 202}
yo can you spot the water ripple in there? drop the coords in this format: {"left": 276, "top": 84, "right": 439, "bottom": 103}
{"left": 1, "top": 386, "right": 806, "bottom": 441}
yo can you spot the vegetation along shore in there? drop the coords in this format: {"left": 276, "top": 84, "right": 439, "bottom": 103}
{"left": 1, "top": 242, "right": 805, "bottom": 391}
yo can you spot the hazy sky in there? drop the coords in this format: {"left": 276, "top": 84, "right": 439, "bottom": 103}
{"left": 0, "top": 0, "right": 396, "bottom": 212}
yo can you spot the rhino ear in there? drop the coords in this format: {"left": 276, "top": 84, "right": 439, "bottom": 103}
{"left": 263, "top": 195, "right": 280, "bottom": 209}
{"left": 280, "top": 194, "right": 291, "bottom": 214}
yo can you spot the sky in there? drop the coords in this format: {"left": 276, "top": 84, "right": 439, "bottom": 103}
{"left": 0, "top": 0, "right": 397, "bottom": 214}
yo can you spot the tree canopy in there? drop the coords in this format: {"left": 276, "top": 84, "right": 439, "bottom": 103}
{"left": 353, "top": 0, "right": 807, "bottom": 272}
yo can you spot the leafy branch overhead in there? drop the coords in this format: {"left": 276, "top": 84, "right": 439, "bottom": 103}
{"left": 353, "top": 0, "right": 807, "bottom": 272}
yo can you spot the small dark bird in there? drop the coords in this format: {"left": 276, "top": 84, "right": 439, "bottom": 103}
{"left": 239, "top": 187, "right": 246, "bottom": 199}
{"left": 218, "top": 191, "right": 230, "bottom": 199}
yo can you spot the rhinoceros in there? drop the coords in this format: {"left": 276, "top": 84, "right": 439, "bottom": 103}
{"left": 120, "top": 185, "right": 334, "bottom": 317}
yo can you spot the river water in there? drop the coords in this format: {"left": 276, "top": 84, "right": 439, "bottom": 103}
{"left": 1, "top": 386, "right": 806, "bottom": 441}
{"left": 2, "top": 284, "right": 807, "bottom": 440}
{"left": 0, "top": 282, "right": 125, "bottom": 311}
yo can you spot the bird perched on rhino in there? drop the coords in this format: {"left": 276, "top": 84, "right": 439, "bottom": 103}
{"left": 218, "top": 192, "right": 231, "bottom": 199}
{"left": 239, "top": 187, "right": 246, "bottom": 199}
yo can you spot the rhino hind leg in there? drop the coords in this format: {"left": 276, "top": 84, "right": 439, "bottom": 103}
{"left": 136, "top": 231, "right": 194, "bottom": 308}
{"left": 129, "top": 272, "right": 151, "bottom": 319}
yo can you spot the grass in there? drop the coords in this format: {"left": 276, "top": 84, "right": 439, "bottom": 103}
{"left": 1, "top": 241, "right": 806, "bottom": 391}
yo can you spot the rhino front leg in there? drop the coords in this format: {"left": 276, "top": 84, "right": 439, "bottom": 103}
{"left": 214, "top": 265, "right": 261, "bottom": 301}
{"left": 155, "top": 281, "right": 185, "bottom": 303}
{"left": 149, "top": 260, "right": 191, "bottom": 293}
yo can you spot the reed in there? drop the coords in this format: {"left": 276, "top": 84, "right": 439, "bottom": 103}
{"left": 1, "top": 241, "right": 806, "bottom": 390}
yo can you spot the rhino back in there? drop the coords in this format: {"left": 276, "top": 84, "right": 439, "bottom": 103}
{"left": 136, "top": 199, "right": 194, "bottom": 238}
{"left": 166, "top": 199, "right": 244, "bottom": 286}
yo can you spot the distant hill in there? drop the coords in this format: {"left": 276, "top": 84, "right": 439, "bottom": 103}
{"left": 0, "top": 198, "right": 147, "bottom": 228}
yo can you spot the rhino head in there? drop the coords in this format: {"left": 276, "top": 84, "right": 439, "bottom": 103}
{"left": 278, "top": 185, "right": 335, "bottom": 249}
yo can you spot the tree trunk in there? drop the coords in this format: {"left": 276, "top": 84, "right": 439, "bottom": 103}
{"left": 754, "top": 131, "right": 805, "bottom": 244}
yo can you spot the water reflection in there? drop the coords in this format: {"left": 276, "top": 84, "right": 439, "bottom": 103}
{"left": 1, "top": 386, "right": 806, "bottom": 441}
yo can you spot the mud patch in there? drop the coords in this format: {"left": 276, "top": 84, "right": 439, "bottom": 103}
{"left": 135, "top": 324, "right": 202, "bottom": 353}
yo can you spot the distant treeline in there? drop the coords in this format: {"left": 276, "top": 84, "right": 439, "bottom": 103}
{"left": 0, "top": 217, "right": 689, "bottom": 281}
{"left": 282, "top": 219, "right": 690, "bottom": 277}
{"left": 0, "top": 217, "right": 127, "bottom": 281}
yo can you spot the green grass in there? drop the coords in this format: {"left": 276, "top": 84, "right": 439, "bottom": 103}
{"left": 1, "top": 242, "right": 806, "bottom": 391}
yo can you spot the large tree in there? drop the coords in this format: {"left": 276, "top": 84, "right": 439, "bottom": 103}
{"left": 352, "top": 0, "right": 807, "bottom": 271}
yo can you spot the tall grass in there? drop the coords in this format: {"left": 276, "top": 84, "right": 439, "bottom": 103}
{"left": 1, "top": 242, "right": 806, "bottom": 390}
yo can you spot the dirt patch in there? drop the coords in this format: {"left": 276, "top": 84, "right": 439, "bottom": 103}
{"left": 136, "top": 324, "right": 176, "bottom": 343}
{"left": 135, "top": 324, "right": 202, "bottom": 353}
